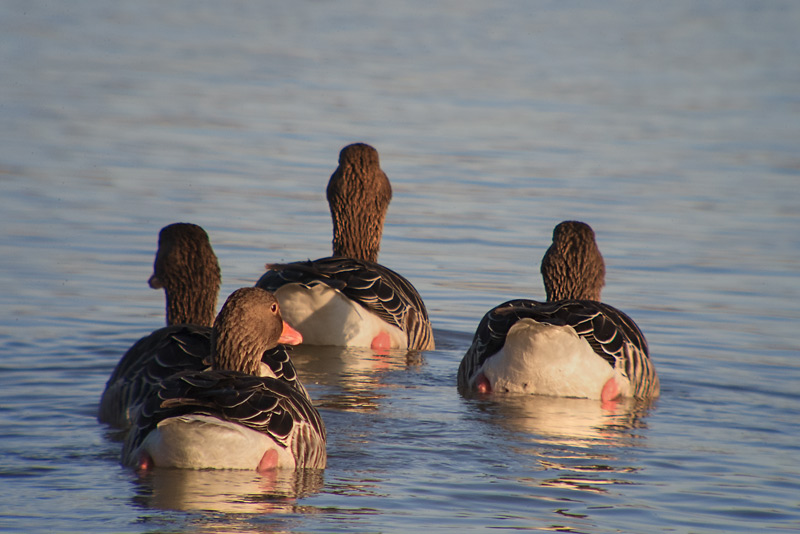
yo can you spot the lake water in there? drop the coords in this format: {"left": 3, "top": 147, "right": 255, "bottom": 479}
{"left": 1, "top": 1, "right": 799, "bottom": 532}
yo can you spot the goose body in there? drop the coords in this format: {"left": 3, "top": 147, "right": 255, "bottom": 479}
{"left": 122, "top": 288, "right": 325, "bottom": 471}
{"left": 256, "top": 143, "right": 434, "bottom": 351}
{"left": 139, "top": 414, "right": 284, "bottom": 470}
{"left": 99, "top": 224, "right": 304, "bottom": 429}
{"left": 124, "top": 371, "right": 326, "bottom": 471}
{"left": 99, "top": 324, "right": 210, "bottom": 428}
{"left": 458, "top": 299, "right": 658, "bottom": 400}
{"left": 258, "top": 256, "right": 431, "bottom": 350}
{"left": 99, "top": 223, "right": 222, "bottom": 429}
{"left": 458, "top": 221, "right": 659, "bottom": 401}
{"left": 101, "top": 327, "right": 306, "bottom": 428}
{"left": 274, "top": 281, "right": 406, "bottom": 349}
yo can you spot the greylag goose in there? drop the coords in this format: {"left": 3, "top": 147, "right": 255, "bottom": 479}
{"left": 122, "top": 287, "right": 326, "bottom": 471}
{"left": 256, "top": 143, "right": 434, "bottom": 351}
{"left": 458, "top": 221, "right": 659, "bottom": 401}
{"left": 98, "top": 223, "right": 303, "bottom": 430}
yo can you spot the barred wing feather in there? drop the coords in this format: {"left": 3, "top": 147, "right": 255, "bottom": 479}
{"left": 257, "top": 256, "right": 434, "bottom": 350}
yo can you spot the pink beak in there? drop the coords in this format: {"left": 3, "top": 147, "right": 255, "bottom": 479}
{"left": 278, "top": 321, "right": 303, "bottom": 345}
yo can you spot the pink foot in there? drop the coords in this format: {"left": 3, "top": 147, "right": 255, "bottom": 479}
{"left": 601, "top": 376, "right": 621, "bottom": 401}
{"left": 601, "top": 376, "right": 622, "bottom": 409}
{"left": 475, "top": 372, "right": 492, "bottom": 394}
{"left": 371, "top": 331, "right": 392, "bottom": 352}
{"left": 257, "top": 449, "right": 279, "bottom": 473}
{"left": 137, "top": 453, "right": 154, "bottom": 471}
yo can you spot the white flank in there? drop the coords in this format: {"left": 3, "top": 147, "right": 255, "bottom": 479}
{"left": 141, "top": 415, "right": 297, "bottom": 470}
{"left": 480, "top": 318, "right": 627, "bottom": 399}
{"left": 275, "top": 283, "right": 407, "bottom": 348}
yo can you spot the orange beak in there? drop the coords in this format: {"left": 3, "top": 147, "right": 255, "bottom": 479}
{"left": 278, "top": 321, "right": 303, "bottom": 345}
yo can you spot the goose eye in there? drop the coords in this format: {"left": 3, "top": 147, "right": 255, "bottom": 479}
{"left": 270, "top": 303, "right": 278, "bottom": 313}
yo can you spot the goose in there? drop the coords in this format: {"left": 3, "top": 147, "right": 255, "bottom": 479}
{"left": 458, "top": 221, "right": 659, "bottom": 401}
{"left": 122, "top": 287, "right": 326, "bottom": 471}
{"left": 98, "top": 223, "right": 303, "bottom": 430}
{"left": 256, "top": 143, "right": 434, "bottom": 351}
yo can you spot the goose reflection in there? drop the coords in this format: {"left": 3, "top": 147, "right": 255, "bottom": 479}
{"left": 466, "top": 393, "right": 655, "bottom": 494}
{"left": 131, "top": 466, "right": 324, "bottom": 515}
{"left": 288, "top": 344, "right": 422, "bottom": 412}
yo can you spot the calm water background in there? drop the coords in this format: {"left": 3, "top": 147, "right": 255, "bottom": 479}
{"left": 1, "top": 1, "right": 799, "bottom": 532}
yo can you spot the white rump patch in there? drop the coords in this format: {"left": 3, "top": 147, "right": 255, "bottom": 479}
{"left": 142, "top": 415, "right": 296, "bottom": 470}
{"left": 480, "top": 318, "right": 627, "bottom": 399}
{"left": 275, "top": 283, "right": 407, "bottom": 348}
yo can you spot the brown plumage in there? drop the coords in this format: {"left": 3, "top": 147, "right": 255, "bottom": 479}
{"left": 122, "top": 287, "right": 326, "bottom": 470}
{"left": 256, "top": 143, "right": 434, "bottom": 350}
{"left": 540, "top": 220, "right": 605, "bottom": 302}
{"left": 211, "top": 288, "right": 286, "bottom": 375}
{"left": 458, "top": 220, "right": 659, "bottom": 400}
{"left": 149, "top": 223, "right": 221, "bottom": 327}
{"left": 326, "top": 143, "right": 392, "bottom": 263}
{"left": 99, "top": 223, "right": 221, "bottom": 428}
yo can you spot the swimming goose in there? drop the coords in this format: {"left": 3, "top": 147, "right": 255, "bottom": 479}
{"left": 98, "top": 223, "right": 303, "bottom": 430}
{"left": 122, "top": 287, "right": 326, "bottom": 471}
{"left": 458, "top": 221, "right": 659, "bottom": 401}
{"left": 256, "top": 143, "right": 434, "bottom": 351}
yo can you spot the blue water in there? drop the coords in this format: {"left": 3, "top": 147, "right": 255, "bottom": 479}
{"left": 1, "top": 1, "right": 799, "bottom": 532}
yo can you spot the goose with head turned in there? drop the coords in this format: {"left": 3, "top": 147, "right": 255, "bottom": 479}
{"left": 122, "top": 287, "right": 326, "bottom": 471}
{"left": 458, "top": 221, "right": 659, "bottom": 402}
{"left": 256, "top": 143, "right": 434, "bottom": 351}
{"left": 98, "top": 223, "right": 303, "bottom": 430}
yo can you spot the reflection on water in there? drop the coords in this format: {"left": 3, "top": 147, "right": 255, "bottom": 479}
{"left": 470, "top": 393, "right": 653, "bottom": 447}
{"left": 2, "top": 0, "right": 799, "bottom": 531}
{"left": 290, "top": 345, "right": 423, "bottom": 412}
{"left": 114, "top": 345, "right": 419, "bottom": 523}
{"left": 131, "top": 466, "right": 324, "bottom": 514}
{"left": 467, "top": 394, "right": 654, "bottom": 495}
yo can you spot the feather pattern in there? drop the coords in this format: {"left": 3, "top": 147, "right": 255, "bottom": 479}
{"left": 99, "top": 223, "right": 221, "bottom": 429}
{"left": 122, "top": 370, "right": 326, "bottom": 469}
{"left": 458, "top": 220, "right": 659, "bottom": 400}
{"left": 99, "top": 326, "right": 306, "bottom": 429}
{"left": 255, "top": 143, "right": 434, "bottom": 350}
{"left": 257, "top": 256, "right": 434, "bottom": 351}
{"left": 119, "top": 287, "right": 325, "bottom": 471}
{"left": 458, "top": 299, "right": 659, "bottom": 399}
{"left": 99, "top": 325, "right": 209, "bottom": 428}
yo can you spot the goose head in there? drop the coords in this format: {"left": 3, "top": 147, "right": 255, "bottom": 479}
{"left": 540, "top": 221, "right": 605, "bottom": 302}
{"left": 326, "top": 143, "right": 392, "bottom": 263}
{"left": 148, "top": 222, "right": 221, "bottom": 327}
{"left": 211, "top": 287, "right": 303, "bottom": 375}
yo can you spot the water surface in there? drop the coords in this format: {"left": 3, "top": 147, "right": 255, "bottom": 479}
{"left": 1, "top": 1, "right": 799, "bottom": 532}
